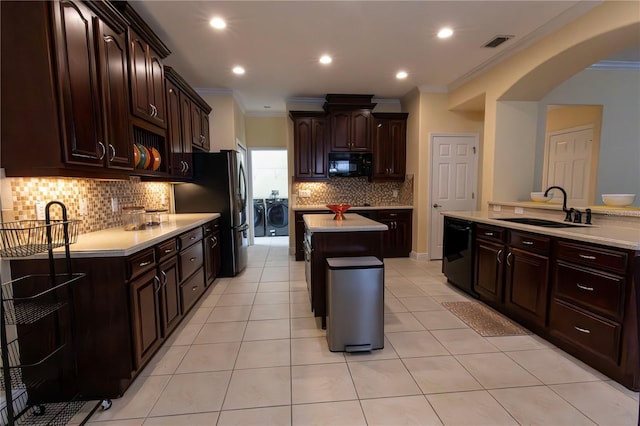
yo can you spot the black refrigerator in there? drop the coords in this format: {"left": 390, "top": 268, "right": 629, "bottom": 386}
{"left": 174, "top": 150, "right": 248, "bottom": 277}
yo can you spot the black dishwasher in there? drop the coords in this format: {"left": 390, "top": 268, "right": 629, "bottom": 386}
{"left": 442, "top": 216, "right": 477, "bottom": 297}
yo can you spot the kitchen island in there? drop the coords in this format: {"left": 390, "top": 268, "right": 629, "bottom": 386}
{"left": 442, "top": 210, "right": 639, "bottom": 391}
{"left": 303, "top": 213, "right": 388, "bottom": 327}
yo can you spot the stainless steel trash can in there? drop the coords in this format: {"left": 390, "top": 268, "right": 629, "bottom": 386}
{"left": 326, "top": 256, "right": 384, "bottom": 352}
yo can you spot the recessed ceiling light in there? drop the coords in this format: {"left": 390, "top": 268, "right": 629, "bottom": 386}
{"left": 232, "top": 66, "right": 245, "bottom": 75}
{"left": 396, "top": 71, "right": 408, "bottom": 79}
{"left": 319, "top": 55, "right": 332, "bottom": 65}
{"left": 437, "top": 27, "right": 454, "bottom": 39}
{"left": 209, "top": 17, "right": 226, "bottom": 29}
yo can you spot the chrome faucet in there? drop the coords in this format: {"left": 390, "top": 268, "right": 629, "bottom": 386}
{"left": 544, "top": 186, "right": 573, "bottom": 222}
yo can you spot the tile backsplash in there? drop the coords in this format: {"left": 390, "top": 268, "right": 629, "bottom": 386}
{"left": 292, "top": 175, "right": 413, "bottom": 206}
{"left": 2, "top": 177, "right": 171, "bottom": 235}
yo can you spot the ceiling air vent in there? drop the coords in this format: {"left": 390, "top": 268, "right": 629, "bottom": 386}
{"left": 483, "top": 35, "right": 514, "bottom": 48}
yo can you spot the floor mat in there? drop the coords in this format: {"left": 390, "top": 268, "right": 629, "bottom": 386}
{"left": 441, "top": 301, "right": 532, "bottom": 337}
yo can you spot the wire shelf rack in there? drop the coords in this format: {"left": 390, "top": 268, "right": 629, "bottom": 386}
{"left": 1, "top": 274, "right": 84, "bottom": 325}
{"left": 0, "top": 220, "right": 80, "bottom": 258}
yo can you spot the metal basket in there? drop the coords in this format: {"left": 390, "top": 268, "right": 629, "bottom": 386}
{"left": 0, "top": 220, "right": 80, "bottom": 258}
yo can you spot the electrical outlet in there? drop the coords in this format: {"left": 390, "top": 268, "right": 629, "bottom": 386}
{"left": 111, "top": 197, "right": 119, "bottom": 213}
{"left": 299, "top": 189, "right": 311, "bottom": 198}
{"left": 493, "top": 205, "right": 502, "bottom": 212}
{"left": 79, "top": 199, "right": 88, "bottom": 216}
{"left": 392, "top": 190, "right": 399, "bottom": 198}
{"left": 515, "top": 207, "right": 525, "bottom": 214}
{"left": 35, "top": 201, "right": 46, "bottom": 221}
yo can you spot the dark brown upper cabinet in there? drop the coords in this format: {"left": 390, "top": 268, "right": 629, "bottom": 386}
{"left": 324, "top": 94, "right": 376, "bottom": 153}
{"left": 164, "top": 66, "right": 211, "bottom": 179}
{"left": 290, "top": 111, "right": 329, "bottom": 181}
{"left": 1, "top": 0, "right": 134, "bottom": 178}
{"left": 329, "top": 110, "right": 372, "bottom": 152}
{"left": 372, "top": 113, "right": 408, "bottom": 181}
{"left": 128, "top": 29, "right": 166, "bottom": 128}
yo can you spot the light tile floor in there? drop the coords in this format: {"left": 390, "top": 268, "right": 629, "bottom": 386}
{"left": 85, "top": 236, "right": 639, "bottom": 425}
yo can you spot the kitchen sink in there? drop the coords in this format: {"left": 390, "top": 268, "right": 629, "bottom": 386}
{"left": 496, "top": 217, "right": 588, "bottom": 228}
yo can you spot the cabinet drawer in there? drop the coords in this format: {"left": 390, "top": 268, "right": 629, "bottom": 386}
{"left": 180, "top": 267, "right": 205, "bottom": 313}
{"left": 178, "top": 227, "right": 203, "bottom": 251}
{"left": 202, "top": 219, "right": 220, "bottom": 236}
{"left": 377, "top": 210, "right": 411, "bottom": 220}
{"left": 156, "top": 239, "right": 177, "bottom": 262}
{"left": 556, "top": 241, "right": 627, "bottom": 274}
{"left": 509, "top": 231, "right": 550, "bottom": 255}
{"left": 179, "top": 241, "right": 203, "bottom": 281}
{"left": 476, "top": 224, "right": 506, "bottom": 243}
{"left": 555, "top": 261, "right": 625, "bottom": 320}
{"left": 127, "top": 248, "right": 155, "bottom": 280}
{"left": 549, "top": 299, "right": 621, "bottom": 364}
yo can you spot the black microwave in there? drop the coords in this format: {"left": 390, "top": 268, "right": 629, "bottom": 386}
{"left": 328, "top": 153, "right": 372, "bottom": 177}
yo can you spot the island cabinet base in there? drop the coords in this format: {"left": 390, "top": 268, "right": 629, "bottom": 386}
{"left": 309, "top": 231, "right": 384, "bottom": 327}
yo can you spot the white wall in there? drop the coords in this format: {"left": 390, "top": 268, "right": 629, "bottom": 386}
{"left": 534, "top": 69, "right": 640, "bottom": 204}
{"left": 493, "top": 101, "right": 539, "bottom": 201}
{"left": 251, "top": 150, "right": 288, "bottom": 200}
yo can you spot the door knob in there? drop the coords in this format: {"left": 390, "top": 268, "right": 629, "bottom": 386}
{"left": 433, "top": 203, "right": 442, "bottom": 208}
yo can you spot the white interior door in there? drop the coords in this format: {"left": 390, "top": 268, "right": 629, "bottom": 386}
{"left": 545, "top": 126, "right": 594, "bottom": 207}
{"left": 429, "top": 134, "right": 478, "bottom": 260}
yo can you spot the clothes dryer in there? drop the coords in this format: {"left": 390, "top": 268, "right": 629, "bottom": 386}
{"left": 265, "top": 198, "right": 289, "bottom": 236}
{"left": 253, "top": 199, "right": 266, "bottom": 237}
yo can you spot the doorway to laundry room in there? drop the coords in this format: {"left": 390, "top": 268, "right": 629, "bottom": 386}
{"left": 250, "top": 149, "right": 289, "bottom": 239}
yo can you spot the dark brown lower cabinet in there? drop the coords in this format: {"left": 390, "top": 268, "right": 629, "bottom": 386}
{"left": 474, "top": 239, "right": 505, "bottom": 306}
{"left": 9, "top": 223, "right": 215, "bottom": 399}
{"left": 129, "top": 268, "right": 162, "bottom": 370}
{"left": 158, "top": 256, "right": 181, "bottom": 336}
{"left": 203, "top": 219, "right": 222, "bottom": 286}
{"left": 504, "top": 247, "right": 550, "bottom": 329}
{"left": 378, "top": 210, "right": 412, "bottom": 258}
{"left": 467, "top": 220, "right": 639, "bottom": 391}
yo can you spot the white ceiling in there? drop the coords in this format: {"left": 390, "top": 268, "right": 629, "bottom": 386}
{"left": 130, "top": 1, "right": 625, "bottom": 115}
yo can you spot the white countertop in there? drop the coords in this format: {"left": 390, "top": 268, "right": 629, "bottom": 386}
{"left": 443, "top": 211, "right": 640, "bottom": 251}
{"left": 293, "top": 205, "right": 413, "bottom": 211}
{"left": 28, "top": 213, "right": 220, "bottom": 258}
{"left": 303, "top": 213, "right": 388, "bottom": 232}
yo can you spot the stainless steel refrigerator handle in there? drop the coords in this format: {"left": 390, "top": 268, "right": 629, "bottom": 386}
{"left": 238, "top": 161, "right": 248, "bottom": 226}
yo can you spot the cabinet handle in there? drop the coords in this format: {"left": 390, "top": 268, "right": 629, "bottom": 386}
{"left": 153, "top": 276, "right": 161, "bottom": 293}
{"left": 152, "top": 104, "right": 158, "bottom": 117}
{"left": 149, "top": 103, "right": 155, "bottom": 116}
{"left": 164, "top": 248, "right": 173, "bottom": 253}
{"left": 98, "top": 141, "right": 106, "bottom": 160}
{"left": 574, "top": 326, "right": 591, "bottom": 334}
{"left": 139, "top": 261, "right": 152, "bottom": 267}
{"left": 184, "top": 162, "right": 190, "bottom": 173}
{"left": 161, "top": 270, "right": 168, "bottom": 287}
{"left": 192, "top": 286, "right": 198, "bottom": 292}
{"left": 576, "top": 283, "right": 594, "bottom": 291}
{"left": 169, "top": 88, "right": 173, "bottom": 93}
{"left": 108, "top": 143, "right": 116, "bottom": 162}
{"left": 180, "top": 160, "right": 186, "bottom": 173}
{"left": 211, "top": 236, "right": 217, "bottom": 248}
{"left": 389, "top": 213, "right": 398, "bottom": 217}
{"left": 522, "top": 240, "right": 534, "bottom": 245}
{"left": 496, "top": 249, "right": 503, "bottom": 264}
{"left": 579, "top": 254, "right": 596, "bottom": 260}
{"left": 506, "top": 252, "right": 513, "bottom": 266}
{"left": 190, "top": 257, "right": 197, "bottom": 262}
{"left": 484, "top": 232, "right": 494, "bottom": 236}
{"left": 190, "top": 236, "right": 196, "bottom": 240}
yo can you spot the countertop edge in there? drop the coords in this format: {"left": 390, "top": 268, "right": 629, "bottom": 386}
{"left": 292, "top": 205, "right": 413, "bottom": 211}
{"left": 9, "top": 213, "right": 221, "bottom": 259}
{"left": 443, "top": 211, "right": 640, "bottom": 251}
{"left": 303, "top": 213, "right": 389, "bottom": 232}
